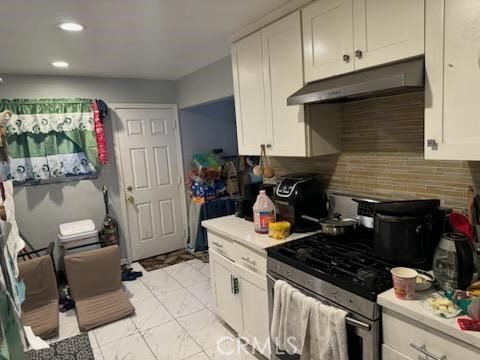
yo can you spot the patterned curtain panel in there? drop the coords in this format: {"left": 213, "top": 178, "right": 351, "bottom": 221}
{"left": 0, "top": 99, "right": 99, "bottom": 185}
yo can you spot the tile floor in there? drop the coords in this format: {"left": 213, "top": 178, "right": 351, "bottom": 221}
{"left": 49, "top": 259, "right": 261, "bottom": 360}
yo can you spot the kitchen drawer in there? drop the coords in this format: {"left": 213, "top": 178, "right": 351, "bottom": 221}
{"left": 382, "top": 344, "right": 412, "bottom": 360}
{"left": 233, "top": 243, "right": 267, "bottom": 276}
{"left": 207, "top": 232, "right": 235, "bottom": 261}
{"left": 383, "top": 309, "right": 480, "bottom": 360}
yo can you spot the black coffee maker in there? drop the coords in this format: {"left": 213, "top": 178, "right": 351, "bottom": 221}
{"left": 273, "top": 173, "right": 328, "bottom": 233}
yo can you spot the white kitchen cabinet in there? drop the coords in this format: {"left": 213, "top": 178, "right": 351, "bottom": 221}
{"left": 232, "top": 11, "right": 341, "bottom": 157}
{"left": 303, "top": 0, "right": 425, "bottom": 83}
{"left": 382, "top": 309, "right": 480, "bottom": 360}
{"left": 353, "top": 0, "right": 424, "bottom": 71}
{"left": 262, "top": 12, "right": 307, "bottom": 156}
{"left": 238, "top": 269, "right": 270, "bottom": 351}
{"left": 231, "top": 32, "right": 268, "bottom": 156}
{"left": 210, "top": 250, "right": 243, "bottom": 331}
{"left": 209, "top": 245, "right": 270, "bottom": 357}
{"left": 425, "top": 0, "right": 480, "bottom": 160}
{"left": 302, "top": 0, "right": 355, "bottom": 82}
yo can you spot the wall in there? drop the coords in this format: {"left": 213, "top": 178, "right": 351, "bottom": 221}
{"left": 271, "top": 92, "right": 480, "bottom": 209}
{"left": 176, "top": 56, "right": 234, "bottom": 109}
{"left": 179, "top": 97, "right": 238, "bottom": 172}
{"left": 0, "top": 74, "right": 176, "bottom": 259}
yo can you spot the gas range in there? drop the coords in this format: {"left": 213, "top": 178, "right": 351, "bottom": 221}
{"left": 267, "top": 233, "right": 390, "bottom": 360}
{"left": 267, "top": 233, "right": 394, "bottom": 302}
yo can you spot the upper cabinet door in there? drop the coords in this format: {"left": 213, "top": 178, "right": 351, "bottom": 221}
{"left": 262, "top": 12, "right": 307, "bottom": 157}
{"left": 231, "top": 32, "right": 267, "bottom": 155}
{"left": 353, "top": 0, "right": 424, "bottom": 70}
{"left": 425, "top": 0, "right": 480, "bottom": 160}
{"left": 302, "top": 0, "right": 355, "bottom": 82}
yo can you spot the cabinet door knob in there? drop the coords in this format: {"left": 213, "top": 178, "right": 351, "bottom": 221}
{"left": 427, "top": 139, "right": 438, "bottom": 150}
{"left": 342, "top": 54, "right": 350, "bottom": 63}
{"left": 241, "top": 256, "right": 256, "bottom": 266}
{"left": 355, "top": 50, "right": 363, "bottom": 59}
{"left": 266, "top": 144, "right": 272, "bottom": 149}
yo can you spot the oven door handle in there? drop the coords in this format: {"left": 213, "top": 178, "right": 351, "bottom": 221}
{"left": 345, "top": 317, "right": 370, "bottom": 330}
{"left": 266, "top": 273, "right": 277, "bottom": 282}
{"left": 267, "top": 273, "right": 371, "bottom": 330}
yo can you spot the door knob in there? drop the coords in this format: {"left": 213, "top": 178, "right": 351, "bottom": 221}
{"left": 127, "top": 195, "right": 135, "bottom": 203}
{"left": 127, "top": 185, "right": 133, "bottom": 191}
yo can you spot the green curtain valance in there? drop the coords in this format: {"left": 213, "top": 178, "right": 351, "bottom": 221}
{"left": 1, "top": 99, "right": 94, "bottom": 135}
{"left": 0, "top": 98, "right": 92, "bottom": 115}
{"left": 0, "top": 98, "right": 99, "bottom": 185}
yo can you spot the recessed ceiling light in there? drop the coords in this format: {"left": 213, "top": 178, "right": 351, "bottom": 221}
{"left": 51, "top": 61, "right": 69, "bottom": 68}
{"left": 58, "top": 22, "right": 84, "bottom": 32}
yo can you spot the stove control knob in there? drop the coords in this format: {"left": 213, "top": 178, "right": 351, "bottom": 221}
{"left": 349, "top": 298, "right": 355, "bottom": 303}
{"left": 285, "top": 270, "right": 292, "bottom": 276}
{"left": 275, "top": 265, "right": 280, "bottom": 270}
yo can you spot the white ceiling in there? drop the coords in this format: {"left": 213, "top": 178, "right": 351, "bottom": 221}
{"left": 0, "top": 0, "right": 289, "bottom": 80}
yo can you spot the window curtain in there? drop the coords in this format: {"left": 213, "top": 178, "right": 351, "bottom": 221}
{"left": 0, "top": 99, "right": 99, "bottom": 185}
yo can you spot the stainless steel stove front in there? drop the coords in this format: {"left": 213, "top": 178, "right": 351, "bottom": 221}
{"left": 267, "top": 258, "right": 381, "bottom": 360}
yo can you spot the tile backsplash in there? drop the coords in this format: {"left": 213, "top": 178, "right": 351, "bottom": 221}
{"left": 270, "top": 92, "right": 480, "bottom": 209}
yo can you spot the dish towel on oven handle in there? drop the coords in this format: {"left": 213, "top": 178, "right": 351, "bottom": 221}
{"left": 302, "top": 301, "right": 349, "bottom": 360}
{"left": 271, "top": 280, "right": 314, "bottom": 355}
{"left": 270, "top": 279, "right": 349, "bottom": 360}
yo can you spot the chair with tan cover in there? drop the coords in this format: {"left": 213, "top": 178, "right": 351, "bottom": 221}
{"left": 18, "top": 248, "right": 59, "bottom": 339}
{"left": 64, "top": 245, "right": 134, "bottom": 331}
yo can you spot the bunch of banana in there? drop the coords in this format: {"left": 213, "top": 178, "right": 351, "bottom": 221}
{"left": 468, "top": 281, "right": 480, "bottom": 296}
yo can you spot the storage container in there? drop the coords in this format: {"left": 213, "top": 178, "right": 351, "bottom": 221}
{"left": 58, "top": 219, "right": 99, "bottom": 256}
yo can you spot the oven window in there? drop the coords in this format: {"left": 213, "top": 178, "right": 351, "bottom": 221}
{"left": 272, "top": 326, "right": 363, "bottom": 360}
{"left": 347, "top": 328, "right": 363, "bottom": 360}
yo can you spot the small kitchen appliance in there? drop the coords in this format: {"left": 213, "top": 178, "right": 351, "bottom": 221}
{"left": 273, "top": 173, "right": 328, "bottom": 232}
{"left": 235, "top": 182, "right": 274, "bottom": 221}
{"left": 356, "top": 199, "right": 445, "bottom": 269}
{"left": 433, "top": 232, "right": 477, "bottom": 290}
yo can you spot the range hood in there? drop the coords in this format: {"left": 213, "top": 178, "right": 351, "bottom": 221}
{"left": 287, "top": 57, "right": 424, "bottom": 105}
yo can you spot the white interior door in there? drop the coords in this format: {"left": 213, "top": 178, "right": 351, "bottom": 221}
{"left": 115, "top": 106, "right": 186, "bottom": 261}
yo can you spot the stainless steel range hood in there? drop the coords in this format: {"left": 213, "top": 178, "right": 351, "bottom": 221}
{"left": 287, "top": 57, "right": 424, "bottom": 105}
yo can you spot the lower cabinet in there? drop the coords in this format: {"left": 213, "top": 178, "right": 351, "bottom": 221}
{"left": 382, "top": 309, "right": 480, "bottom": 360}
{"left": 211, "top": 252, "right": 243, "bottom": 331}
{"left": 209, "top": 248, "right": 270, "bottom": 358}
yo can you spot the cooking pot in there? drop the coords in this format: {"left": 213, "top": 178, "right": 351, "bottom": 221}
{"left": 374, "top": 212, "right": 435, "bottom": 267}
{"left": 301, "top": 214, "right": 357, "bottom": 236}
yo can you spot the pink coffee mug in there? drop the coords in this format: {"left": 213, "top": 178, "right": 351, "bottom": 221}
{"left": 391, "top": 267, "right": 418, "bottom": 300}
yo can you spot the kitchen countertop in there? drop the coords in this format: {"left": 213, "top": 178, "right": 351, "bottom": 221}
{"left": 378, "top": 288, "right": 480, "bottom": 349}
{"left": 201, "top": 215, "right": 316, "bottom": 252}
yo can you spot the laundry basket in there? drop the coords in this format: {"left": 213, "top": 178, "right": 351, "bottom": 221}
{"left": 58, "top": 219, "right": 99, "bottom": 256}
